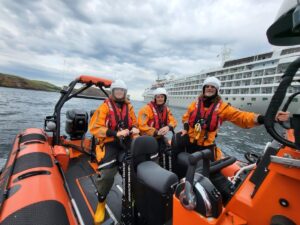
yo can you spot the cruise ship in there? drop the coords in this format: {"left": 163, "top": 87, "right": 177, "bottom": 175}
{"left": 143, "top": 46, "right": 300, "bottom": 114}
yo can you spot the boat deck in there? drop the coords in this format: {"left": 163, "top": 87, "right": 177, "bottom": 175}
{"left": 66, "top": 155, "right": 123, "bottom": 225}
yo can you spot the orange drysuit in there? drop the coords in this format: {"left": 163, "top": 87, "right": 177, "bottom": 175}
{"left": 183, "top": 101, "right": 257, "bottom": 146}
{"left": 138, "top": 103, "right": 177, "bottom": 136}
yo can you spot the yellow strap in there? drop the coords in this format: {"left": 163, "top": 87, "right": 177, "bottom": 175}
{"left": 95, "top": 144, "right": 105, "bottom": 163}
{"left": 194, "top": 123, "right": 201, "bottom": 141}
{"left": 214, "top": 146, "right": 223, "bottom": 161}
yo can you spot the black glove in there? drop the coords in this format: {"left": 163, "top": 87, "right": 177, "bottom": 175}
{"left": 257, "top": 115, "right": 265, "bottom": 125}
{"left": 183, "top": 122, "right": 189, "bottom": 131}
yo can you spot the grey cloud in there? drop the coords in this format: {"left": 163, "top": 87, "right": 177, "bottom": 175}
{"left": 61, "top": 0, "right": 94, "bottom": 24}
{"left": 0, "top": 0, "right": 283, "bottom": 100}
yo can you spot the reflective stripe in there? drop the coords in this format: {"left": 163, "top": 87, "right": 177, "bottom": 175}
{"left": 98, "top": 159, "right": 117, "bottom": 170}
{"left": 150, "top": 153, "right": 159, "bottom": 159}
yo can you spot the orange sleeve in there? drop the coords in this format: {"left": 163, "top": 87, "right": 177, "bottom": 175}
{"left": 167, "top": 107, "right": 177, "bottom": 129}
{"left": 138, "top": 105, "right": 156, "bottom": 136}
{"left": 128, "top": 103, "right": 138, "bottom": 127}
{"left": 88, "top": 103, "right": 109, "bottom": 138}
{"left": 219, "top": 103, "right": 257, "bottom": 128}
{"left": 182, "top": 101, "right": 196, "bottom": 124}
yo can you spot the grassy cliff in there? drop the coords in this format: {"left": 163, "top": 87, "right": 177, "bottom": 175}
{"left": 0, "top": 73, "right": 61, "bottom": 92}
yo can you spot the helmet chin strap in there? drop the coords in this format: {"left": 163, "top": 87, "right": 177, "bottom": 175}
{"left": 114, "top": 98, "right": 125, "bottom": 103}
{"left": 154, "top": 99, "right": 165, "bottom": 105}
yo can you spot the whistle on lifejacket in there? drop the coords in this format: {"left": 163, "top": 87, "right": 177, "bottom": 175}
{"left": 194, "top": 123, "right": 202, "bottom": 141}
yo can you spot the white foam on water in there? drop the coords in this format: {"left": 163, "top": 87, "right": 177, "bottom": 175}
{"left": 0, "top": 158, "right": 7, "bottom": 168}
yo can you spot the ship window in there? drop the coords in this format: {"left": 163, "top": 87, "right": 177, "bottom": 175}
{"left": 251, "top": 88, "right": 260, "bottom": 94}
{"left": 233, "top": 97, "right": 236, "bottom": 100}
{"left": 251, "top": 98, "right": 256, "bottom": 101}
{"left": 241, "top": 97, "right": 244, "bottom": 101}
{"left": 262, "top": 87, "right": 272, "bottom": 94}
{"left": 262, "top": 97, "right": 268, "bottom": 101}
{"left": 233, "top": 89, "right": 240, "bottom": 94}
{"left": 247, "top": 103, "right": 252, "bottom": 106}
{"left": 241, "top": 88, "right": 249, "bottom": 94}
{"left": 292, "top": 98, "right": 298, "bottom": 102}
{"left": 252, "top": 79, "right": 262, "bottom": 85}
{"left": 224, "top": 97, "right": 228, "bottom": 100}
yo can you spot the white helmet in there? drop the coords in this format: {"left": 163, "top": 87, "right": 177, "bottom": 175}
{"left": 203, "top": 77, "right": 221, "bottom": 91}
{"left": 110, "top": 79, "right": 127, "bottom": 92}
{"left": 153, "top": 88, "right": 168, "bottom": 97}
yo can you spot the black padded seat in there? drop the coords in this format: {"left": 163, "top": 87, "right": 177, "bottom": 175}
{"left": 90, "top": 110, "right": 96, "bottom": 118}
{"left": 131, "top": 136, "right": 159, "bottom": 167}
{"left": 177, "top": 152, "right": 203, "bottom": 168}
{"left": 175, "top": 152, "right": 203, "bottom": 178}
{"left": 137, "top": 161, "right": 178, "bottom": 194}
{"left": 175, "top": 152, "right": 237, "bottom": 205}
{"left": 176, "top": 152, "right": 236, "bottom": 175}
{"left": 132, "top": 136, "right": 178, "bottom": 225}
{"left": 177, "top": 152, "right": 190, "bottom": 166}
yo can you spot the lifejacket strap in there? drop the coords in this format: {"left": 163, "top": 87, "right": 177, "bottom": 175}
{"left": 168, "top": 125, "right": 174, "bottom": 132}
{"left": 106, "top": 129, "right": 117, "bottom": 137}
{"left": 183, "top": 122, "right": 189, "bottom": 131}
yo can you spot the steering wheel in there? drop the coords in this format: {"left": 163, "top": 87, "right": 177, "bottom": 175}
{"left": 278, "top": 91, "right": 300, "bottom": 129}
{"left": 264, "top": 57, "right": 300, "bottom": 149}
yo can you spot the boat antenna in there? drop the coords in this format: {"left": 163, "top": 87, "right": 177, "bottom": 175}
{"left": 156, "top": 73, "right": 160, "bottom": 82}
{"left": 218, "top": 45, "right": 232, "bottom": 66}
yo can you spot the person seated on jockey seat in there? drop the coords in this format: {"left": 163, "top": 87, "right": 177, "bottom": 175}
{"left": 137, "top": 88, "right": 177, "bottom": 165}
{"left": 89, "top": 79, "right": 139, "bottom": 225}
{"left": 177, "top": 76, "right": 290, "bottom": 161}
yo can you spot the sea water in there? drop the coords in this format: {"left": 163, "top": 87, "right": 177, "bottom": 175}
{"left": 0, "top": 87, "right": 272, "bottom": 167}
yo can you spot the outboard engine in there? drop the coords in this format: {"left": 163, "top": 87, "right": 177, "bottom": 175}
{"left": 65, "top": 109, "right": 88, "bottom": 139}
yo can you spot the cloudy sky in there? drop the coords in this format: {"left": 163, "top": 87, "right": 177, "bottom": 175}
{"left": 0, "top": 0, "right": 283, "bottom": 100}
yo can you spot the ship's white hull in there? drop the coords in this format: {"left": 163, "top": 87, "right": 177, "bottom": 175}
{"left": 143, "top": 47, "right": 300, "bottom": 115}
{"left": 144, "top": 94, "right": 300, "bottom": 114}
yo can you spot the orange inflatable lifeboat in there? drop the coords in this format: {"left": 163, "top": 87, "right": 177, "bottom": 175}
{"left": 1, "top": 4, "right": 300, "bottom": 223}
{"left": 0, "top": 128, "right": 78, "bottom": 225}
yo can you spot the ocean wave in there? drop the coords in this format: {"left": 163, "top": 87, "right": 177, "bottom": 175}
{"left": 0, "top": 88, "right": 270, "bottom": 161}
{"left": 0, "top": 111, "right": 21, "bottom": 116}
{"left": 0, "top": 158, "right": 7, "bottom": 168}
